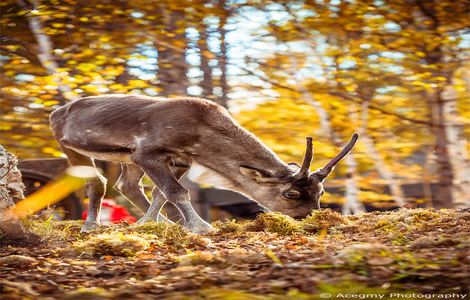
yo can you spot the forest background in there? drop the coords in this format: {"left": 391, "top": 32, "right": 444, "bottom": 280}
{"left": 1, "top": 0, "right": 469, "bottom": 213}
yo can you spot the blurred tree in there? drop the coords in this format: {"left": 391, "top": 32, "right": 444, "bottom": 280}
{"left": 237, "top": 0, "right": 469, "bottom": 209}
{"left": 1, "top": 0, "right": 468, "bottom": 210}
{"left": 216, "top": 0, "right": 231, "bottom": 108}
{"left": 154, "top": 2, "right": 189, "bottom": 96}
{"left": 198, "top": 21, "right": 214, "bottom": 99}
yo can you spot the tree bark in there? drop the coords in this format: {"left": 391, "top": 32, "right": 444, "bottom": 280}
{"left": 441, "top": 84, "right": 470, "bottom": 208}
{"left": 198, "top": 23, "right": 214, "bottom": 99}
{"left": 0, "top": 145, "right": 39, "bottom": 246}
{"left": 342, "top": 154, "right": 365, "bottom": 215}
{"left": 217, "top": 0, "right": 230, "bottom": 108}
{"left": 360, "top": 100, "right": 405, "bottom": 207}
{"left": 416, "top": 0, "right": 462, "bottom": 208}
{"left": 155, "top": 6, "right": 189, "bottom": 96}
{"left": 429, "top": 90, "right": 455, "bottom": 208}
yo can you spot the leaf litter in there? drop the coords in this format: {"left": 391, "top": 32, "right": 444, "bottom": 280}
{"left": 0, "top": 208, "right": 468, "bottom": 299}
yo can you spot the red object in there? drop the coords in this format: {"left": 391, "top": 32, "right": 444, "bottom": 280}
{"left": 82, "top": 199, "right": 137, "bottom": 224}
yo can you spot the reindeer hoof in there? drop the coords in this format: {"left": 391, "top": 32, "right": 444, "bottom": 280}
{"left": 80, "top": 221, "right": 100, "bottom": 233}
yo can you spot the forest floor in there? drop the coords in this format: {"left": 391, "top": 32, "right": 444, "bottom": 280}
{"left": 0, "top": 208, "right": 469, "bottom": 299}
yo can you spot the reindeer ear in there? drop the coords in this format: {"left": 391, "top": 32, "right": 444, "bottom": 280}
{"left": 239, "top": 165, "right": 280, "bottom": 184}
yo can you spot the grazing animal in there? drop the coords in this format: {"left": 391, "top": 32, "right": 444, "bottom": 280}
{"left": 50, "top": 95, "right": 358, "bottom": 233}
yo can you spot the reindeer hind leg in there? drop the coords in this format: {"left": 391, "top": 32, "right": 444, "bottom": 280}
{"left": 114, "top": 164, "right": 149, "bottom": 212}
{"left": 135, "top": 166, "right": 189, "bottom": 225}
{"left": 114, "top": 163, "right": 174, "bottom": 224}
{"left": 61, "top": 147, "right": 107, "bottom": 232}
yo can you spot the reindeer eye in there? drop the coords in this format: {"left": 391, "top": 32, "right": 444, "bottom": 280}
{"left": 283, "top": 190, "right": 301, "bottom": 199}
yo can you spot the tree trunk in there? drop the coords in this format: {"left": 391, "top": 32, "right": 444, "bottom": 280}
{"left": 198, "top": 23, "right": 214, "bottom": 99}
{"left": 342, "top": 154, "right": 365, "bottom": 215}
{"left": 416, "top": 0, "right": 458, "bottom": 208}
{"left": 441, "top": 84, "right": 470, "bottom": 208}
{"left": 156, "top": 7, "right": 189, "bottom": 96}
{"left": 217, "top": 0, "right": 229, "bottom": 108}
{"left": 0, "top": 145, "right": 39, "bottom": 246}
{"left": 360, "top": 100, "right": 406, "bottom": 207}
{"left": 429, "top": 91, "right": 455, "bottom": 208}
{"left": 17, "top": 0, "right": 73, "bottom": 104}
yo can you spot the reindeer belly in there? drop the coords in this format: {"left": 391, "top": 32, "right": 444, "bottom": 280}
{"left": 65, "top": 145, "right": 133, "bottom": 163}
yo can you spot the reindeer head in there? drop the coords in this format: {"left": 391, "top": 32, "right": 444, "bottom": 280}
{"left": 239, "top": 134, "right": 358, "bottom": 218}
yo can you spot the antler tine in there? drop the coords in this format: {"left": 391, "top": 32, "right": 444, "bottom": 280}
{"left": 316, "top": 133, "right": 359, "bottom": 178}
{"left": 294, "top": 137, "right": 313, "bottom": 180}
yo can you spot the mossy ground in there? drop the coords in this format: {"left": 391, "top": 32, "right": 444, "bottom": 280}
{"left": 1, "top": 208, "right": 469, "bottom": 299}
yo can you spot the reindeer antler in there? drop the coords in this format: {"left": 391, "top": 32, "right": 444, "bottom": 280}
{"left": 293, "top": 137, "right": 313, "bottom": 180}
{"left": 315, "top": 133, "right": 359, "bottom": 179}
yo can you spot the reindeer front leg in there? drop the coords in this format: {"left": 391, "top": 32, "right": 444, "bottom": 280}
{"left": 114, "top": 163, "right": 171, "bottom": 224}
{"left": 135, "top": 188, "right": 169, "bottom": 224}
{"left": 135, "top": 166, "right": 187, "bottom": 225}
{"left": 132, "top": 152, "right": 213, "bottom": 234}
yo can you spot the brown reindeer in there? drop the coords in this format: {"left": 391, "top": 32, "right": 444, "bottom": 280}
{"left": 50, "top": 95, "right": 358, "bottom": 233}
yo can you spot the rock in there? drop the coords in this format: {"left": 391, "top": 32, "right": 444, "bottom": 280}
{"left": 0, "top": 254, "right": 37, "bottom": 268}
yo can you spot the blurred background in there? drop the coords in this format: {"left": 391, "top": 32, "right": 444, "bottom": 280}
{"left": 1, "top": 0, "right": 469, "bottom": 220}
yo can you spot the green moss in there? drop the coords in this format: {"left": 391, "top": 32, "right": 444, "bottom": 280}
{"left": 130, "top": 221, "right": 188, "bottom": 244}
{"left": 23, "top": 218, "right": 82, "bottom": 242}
{"left": 65, "top": 287, "right": 112, "bottom": 300}
{"left": 371, "top": 209, "right": 454, "bottom": 245}
{"left": 301, "top": 209, "right": 346, "bottom": 234}
{"left": 408, "top": 209, "right": 440, "bottom": 224}
{"left": 213, "top": 219, "right": 247, "bottom": 235}
{"left": 247, "top": 212, "right": 303, "bottom": 235}
{"left": 178, "top": 250, "right": 219, "bottom": 266}
{"left": 373, "top": 219, "right": 408, "bottom": 245}
{"left": 73, "top": 232, "right": 150, "bottom": 257}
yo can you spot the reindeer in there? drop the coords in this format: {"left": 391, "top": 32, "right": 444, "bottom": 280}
{"left": 50, "top": 95, "right": 358, "bottom": 233}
